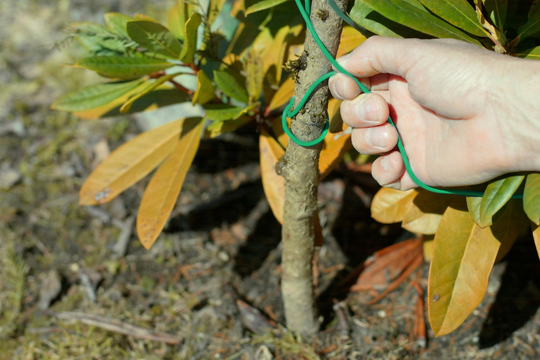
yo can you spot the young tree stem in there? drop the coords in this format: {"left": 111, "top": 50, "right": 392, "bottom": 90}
{"left": 279, "top": 0, "right": 346, "bottom": 336}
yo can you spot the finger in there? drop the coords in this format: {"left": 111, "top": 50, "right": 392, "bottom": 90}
{"left": 329, "top": 73, "right": 370, "bottom": 101}
{"left": 334, "top": 36, "right": 423, "bottom": 79}
{"left": 340, "top": 93, "right": 389, "bottom": 128}
{"left": 351, "top": 122, "right": 398, "bottom": 155}
{"left": 371, "top": 151, "right": 406, "bottom": 188}
{"left": 370, "top": 73, "right": 390, "bottom": 91}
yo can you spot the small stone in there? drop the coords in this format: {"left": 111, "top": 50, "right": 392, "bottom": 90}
{"left": 37, "top": 270, "right": 62, "bottom": 310}
{"left": 218, "top": 251, "right": 229, "bottom": 262}
{"left": 0, "top": 163, "right": 21, "bottom": 189}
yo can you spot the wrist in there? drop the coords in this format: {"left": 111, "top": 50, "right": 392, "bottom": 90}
{"left": 497, "top": 55, "right": 540, "bottom": 173}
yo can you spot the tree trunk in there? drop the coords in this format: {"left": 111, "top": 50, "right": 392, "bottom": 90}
{"left": 279, "top": 0, "right": 347, "bottom": 336}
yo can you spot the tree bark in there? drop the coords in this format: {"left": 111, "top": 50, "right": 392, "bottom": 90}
{"left": 279, "top": 0, "right": 347, "bottom": 336}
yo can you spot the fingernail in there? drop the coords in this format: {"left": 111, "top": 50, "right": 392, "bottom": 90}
{"left": 381, "top": 155, "right": 391, "bottom": 170}
{"left": 336, "top": 53, "right": 351, "bottom": 67}
{"left": 354, "top": 95, "right": 379, "bottom": 124}
{"left": 332, "top": 80, "right": 346, "bottom": 100}
{"left": 366, "top": 127, "right": 388, "bottom": 149}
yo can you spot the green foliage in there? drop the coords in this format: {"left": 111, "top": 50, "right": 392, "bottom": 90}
{"left": 358, "top": 0, "right": 483, "bottom": 44}
{"left": 417, "top": 0, "right": 487, "bottom": 37}
{"left": 104, "top": 13, "right": 133, "bottom": 38}
{"left": 245, "top": 0, "right": 291, "bottom": 15}
{"left": 468, "top": 175, "right": 524, "bottom": 228}
{"left": 74, "top": 56, "right": 174, "bottom": 79}
{"left": 0, "top": 237, "right": 26, "bottom": 337}
{"left": 203, "top": 103, "right": 258, "bottom": 121}
{"left": 179, "top": 13, "right": 202, "bottom": 63}
{"left": 516, "top": 2, "right": 540, "bottom": 41}
{"left": 214, "top": 69, "right": 249, "bottom": 103}
{"left": 52, "top": 80, "right": 144, "bottom": 112}
{"left": 126, "top": 20, "right": 183, "bottom": 58}
{"left": 483, "top": 0, "right": 508, "bottom": 30}
{"left": 524, "top": 173, "right": 540, "bottom": 224}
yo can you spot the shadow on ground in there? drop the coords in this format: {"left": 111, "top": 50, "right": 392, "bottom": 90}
{"left": 479, "top": 235, "right": 540, "bottom": 348}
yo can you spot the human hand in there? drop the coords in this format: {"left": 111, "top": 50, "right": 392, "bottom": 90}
{"left": 329, "top": 36, "right": 540, "bottom": 190}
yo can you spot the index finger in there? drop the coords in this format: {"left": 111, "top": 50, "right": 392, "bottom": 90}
{"left": 333, "top": 36, "right": 423, "bottom": 79}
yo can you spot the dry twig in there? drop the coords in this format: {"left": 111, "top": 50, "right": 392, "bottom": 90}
{"left": 53, "top": 311, "right": 183, "bottom": 345}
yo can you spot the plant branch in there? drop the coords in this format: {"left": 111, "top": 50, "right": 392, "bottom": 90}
{"left": 278, "top": 0, "right": 347, "bottom": 336}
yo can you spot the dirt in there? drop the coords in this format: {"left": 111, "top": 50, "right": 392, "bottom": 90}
{"left": 2, "top": 0, "right": 540, "bottom": 359}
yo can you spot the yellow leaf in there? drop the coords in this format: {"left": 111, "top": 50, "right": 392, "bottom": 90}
{"left": 328, "top": 98, "right": 344, "bottom": 133}
{"left": 402, "top": 191, "right": 453, "bottom": 235}
{"left": 133, "top": 14, "right": 159, "bottom": 22}
{"left": 137, "top": 118, "right": 204, "bottom": 249}
{"left": 423, "top": 235, "right": 434, "bottom": 262}
{"left": 260, "top": 130, "right": 285, "bottom": 224}
{"left": 371, "top": 188, "right": 417, "bottom": 224}
{"left": 337, "top": 26, "right": 366, "bottom": 58}
{"left": 262, "top": 25, "right": 290, "bottom": 83}
{"left": 493, "top": 199, "right": 529, "bottom": 262}
{"left": 79, "top": 118, "right": 185, "bottom": 205}
{"left": 428, "top": 197, "right": 524, "bottom": 336}
{"left": 533, "top": 223, "right": 540, "bottom": 260}
{"left": 192, "top": 70, "right": 215, "bottom": 106}
{"left": 319, "top": 128, "right": 351, "bottom": 181}
{"left": 268, "top": 78, "right": 294, "bottom": 111}
{"left": 245, "top": 48, "right": 264, "bottom": 103}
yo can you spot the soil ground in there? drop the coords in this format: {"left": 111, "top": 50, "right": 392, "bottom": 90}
{"left": 2, "top": 0, "right": 540, "bottom": 359}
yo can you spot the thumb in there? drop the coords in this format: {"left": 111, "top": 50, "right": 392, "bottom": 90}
{"left": 334, "top": 36, "right": 423, "bottom": 79}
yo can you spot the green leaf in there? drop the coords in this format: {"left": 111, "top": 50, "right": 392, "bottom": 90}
{"left": 524, "top": 173, "right": 540, "bottom": 225}
{"left": 103, "top": 89, "right": 190, "bottom": 117}
{"left": 204, "top": 103, "right": 258, "bottom": 121}
{"left": 127, "top": 21, "right": 182, "bottom": 59}
{"left": 359, "top": 0, "right": 483, "bottom": 45}
{"left": 180, "top": 13, "right": 202, "bottom": 64}
{"left": 474, "top": 176, "right": 524, "bottom": 227}
{"left": 208, "top": 0, "right": 227, "bottom": 25}
{"left": 515, "top": 46, "right": 540, "bottom": 59}
{"left": 516, "top": 2, "right": 540, "bottom": 41}
{"left": 245, "top": 0, "right": 290, "bottom": 15}
{"left": 245, "top": 49, "right": 264, "bottom": 103}
{"left": 51, "top": 80, "right": 144, "bottom": 112}
{"left": 483, "top": 0, "right": 508, "bottom": 30}
{"left": 466, "top": 196, "right": 490, "bottom": 227}
{"left": 167, "top": 0, "right": 194, "bottom": 41}
{"left": 418, "top": 0, "right": 487, "bottom": 37}
{"left": 403, "top": 0, "right": 428, "bottom": 11}
{"left": 206, "top": 116, "right": 253, "bottom": 138}
{"left": 75, "top": 56, "right": 174, "bottom": 79}
{"left": 214, "top": 69, "right": 249, "bottom": 103}
{"left": 71, "top": 22, "right": 115, "bottom": 37}
{"left": 76, "top": 35, "right": 127, "bottom": 55}
{"left": 104, "top": 13, "right": 133, "bottom": 38}
{"left": 192, "top": 70, "right": 215, "bottom": 106}
{"left": 120, "top": 73, "right": 182, "bottom": 113}
{"left": 350, "top": 2, "right": 405, "bottom": 37}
